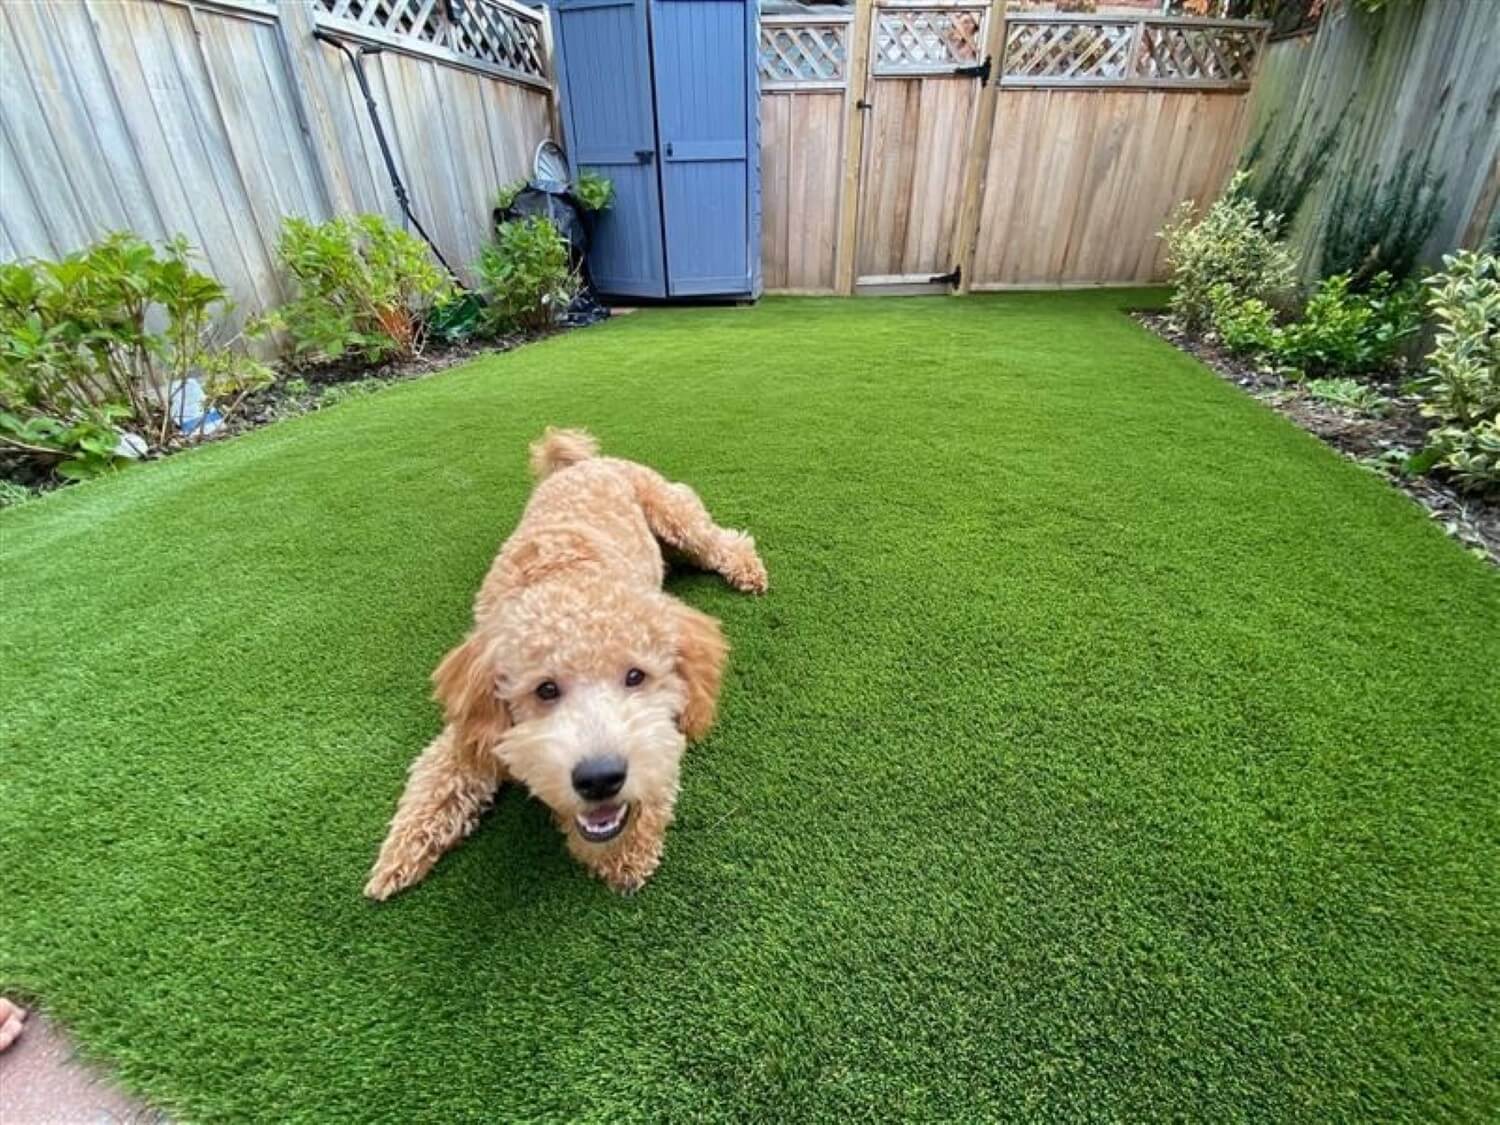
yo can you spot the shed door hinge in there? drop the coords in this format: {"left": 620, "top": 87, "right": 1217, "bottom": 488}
{"left": 955, "top": 55, "right": 991, "bottom": 83}
{"left": 930, "top": 265, "right": 961, "bottom": 287}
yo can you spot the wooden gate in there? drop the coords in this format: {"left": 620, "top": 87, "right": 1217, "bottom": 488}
{"left": 854, "top": 1, "right": 990, "bottom": 288}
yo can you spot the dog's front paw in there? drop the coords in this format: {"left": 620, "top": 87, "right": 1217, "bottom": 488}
{"left": 606, "top": 869, "right": 651, "bottom": 895}
{"left": 588, "top": 837, "right": 663, "bottom": 894}
{"left": 364, "top": 862, "right": 418, "bottom": 902}
{"left": 721, "top": 532, "right": 769, "bottom": 595}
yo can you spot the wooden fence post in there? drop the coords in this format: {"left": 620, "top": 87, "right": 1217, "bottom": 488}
{"left": 538, "top": 4, "right": 565, "bottom": 146}
{"left": 834, "top": 0, "right": 874, "bottom": 295}
{"left": 954, "top": 0, "right": 1006, "bottom": 294}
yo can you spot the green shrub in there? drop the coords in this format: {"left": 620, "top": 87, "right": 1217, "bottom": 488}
{"left": 1276, "top": 272, "right": 1424, "bottom": 376}
{"left": 1320, "top": 149, "right": 1444, "bottom": 287}
{"left": 266, "top": 214, "right": 452, "bottom": 365}
{"left": 0, "top": 233, "right": 270, "bottom": 480}
{"left": 1161, "top": 172, "right": 1298, "bottom": 331}
{"left": 1206, "top": 282, "right": 1279, "bottom": 355}
{"left": 1427, "top": 415, "right": 1499, "bottom": 493}
{"left": 1204, "top": 271, "right": 1423, "bottom": 378}
{"left": 574, "top": 171, "right": 614, "bottom": 212}
{"left": 1417, "top": 250, "right": 1500, "bottom": 492}
{"left": 476, "top": 217, "right": 578, "bottom": 335}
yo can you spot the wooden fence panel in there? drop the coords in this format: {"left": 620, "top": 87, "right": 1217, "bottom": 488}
{"left": 758, "top": 14, "right": 850, "bottom": 293}
{"left": 760, "top": 90, "right": 844, "bottom": 292}
{"left": 0, "top": 0, "right": 553, "bottom": 326}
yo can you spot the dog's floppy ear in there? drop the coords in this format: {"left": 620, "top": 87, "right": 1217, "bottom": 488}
{"left": 670, "top": 600, "right": 729, "bottom": 741}
{"left": 432, "top": 630, "right": 512, "bottom": 752}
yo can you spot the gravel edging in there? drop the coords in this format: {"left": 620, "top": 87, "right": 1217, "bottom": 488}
{"left": 1135, "top": 312, "right": 1499, "bottom": 567}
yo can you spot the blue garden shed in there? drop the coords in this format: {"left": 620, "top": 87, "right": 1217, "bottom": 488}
{"left": 550, "top": 0, "right": 761, "bottom": 300}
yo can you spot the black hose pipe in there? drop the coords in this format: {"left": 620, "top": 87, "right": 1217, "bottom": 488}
{"left": 312, "top": 30, "right": 462, "bottom": 281}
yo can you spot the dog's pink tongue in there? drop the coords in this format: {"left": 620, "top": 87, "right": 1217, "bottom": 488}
{"left": 584, "top": 803, "right": 621, "bottom": 827}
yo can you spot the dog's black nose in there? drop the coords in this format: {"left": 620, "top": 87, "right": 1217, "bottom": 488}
{"left": 572, "top": 755, "right": 627, "bottom": 800}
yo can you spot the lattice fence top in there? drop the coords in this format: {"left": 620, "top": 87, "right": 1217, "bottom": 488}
{"left": 313, "top": 0, "right": 547, "bottom": 85}
{"left": 872, "top": 8, "right": 986, "bottom": 75}
{"left": 1138, "top": 23, "right": 1261, "bottom": 84}
{"left": 760, "top": 21, "right": 849, "bottom": 87}
{"left": 1001, "top": 16, "right": 1264, "bottom": 88}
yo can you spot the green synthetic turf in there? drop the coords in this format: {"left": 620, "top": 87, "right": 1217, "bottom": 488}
{"left": 2, "top": 294, "right": 1496, "bottom": 1122}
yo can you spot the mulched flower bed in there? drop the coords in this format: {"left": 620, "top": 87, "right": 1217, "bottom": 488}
{"left": 0, "top": 330, "right": 543, "bottom": 503}
{"left": 1137, "top": 312, "right": 1499, "bottom": 567}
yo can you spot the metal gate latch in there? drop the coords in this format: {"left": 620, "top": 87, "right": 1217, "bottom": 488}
{"left": 955, "top": 55, "right": 992, "bottom": 83}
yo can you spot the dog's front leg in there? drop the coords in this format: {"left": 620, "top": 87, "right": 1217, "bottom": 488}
{"left": 365, "top": 727, "right": 505, "bottom": 901}
{"left": 568, "top": 800, "right": 674, "bottom": 894}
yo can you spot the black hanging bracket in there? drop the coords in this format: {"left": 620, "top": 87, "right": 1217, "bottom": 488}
{"left": 930, "top": 265, "right": 962, "bottom": 287}
{"left": 955, "top": 55, "right": 992, "bottom": 83}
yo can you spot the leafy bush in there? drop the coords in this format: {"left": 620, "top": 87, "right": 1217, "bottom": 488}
{"left": 1417, "top": 250, "right": 1499, "bottom": 492}
{"left": 1277, "top": 272, "right": 1424, "bottom": 376}
{"left": 1320, "top": 149, "right": 1444, "bottom": 287}
{"left": 574, "top": 171, "right": 614, "bottom": 212}
{"left": 0, "top": 233, "right": 271, "bottom": 480}
{"left": 1204, "top": 271, "right": 1422, "bottom": 378}
{"left": 1206, "top": 282, "right": 1279, "bottom": 355}
{"left": 267, "top": 214, "right": 451, "bottom": 366}
{"left": 1302, "top": 377, "right": 1389, "bottom": 414}
{"left": 1161, "top": 172, "right": 1298, "bottom": 331}
{"left": 476, "top": 217, "right": 578, "bottom": 335}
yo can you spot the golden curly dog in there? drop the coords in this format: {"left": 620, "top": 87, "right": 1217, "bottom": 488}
{"left": 366, "top": 428, "right": 767, "bottom": 898}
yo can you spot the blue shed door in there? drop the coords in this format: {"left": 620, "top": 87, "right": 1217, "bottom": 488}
{"left": 649, "top": 0, "right": 751, "bottom": 296}
{"left": 552, "top": 0, "right": 667, "bottom": 298}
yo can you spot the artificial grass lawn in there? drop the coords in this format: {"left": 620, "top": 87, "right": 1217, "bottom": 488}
{"left": 2, "top": 293, "right": 1496, "bottom": 1122}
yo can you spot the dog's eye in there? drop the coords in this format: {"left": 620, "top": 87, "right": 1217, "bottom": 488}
{"left": 624, "top": 667, "right": 646, "bottom": 688}
{"left": 535, "top": 680, "right": 561, "bottom": 701}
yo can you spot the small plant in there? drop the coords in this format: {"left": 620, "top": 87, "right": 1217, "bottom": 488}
{"left": 495, "top": 179, "right": 528, "bottom": 214}
{"left": 1160, "top": 172, "right": 1298, "bottom": 331}
{"left": 318, "top": 378, "right": 384, "bottom": 408}
{"left": 573, "top": 171, "right": 614, "bottom": 212}
{"left": 266, "top": 214, "right": 452, "bottom": 366}
{"left": 0, "top": 478, "right": 32, "bottom": 508}
{"left": 476, "top": 217, "right": 579, "bottom": 335}
{"left": 1302, "top": 377, "right": 1390, "bottom": 414}
{"left": 1276, "top": 272, "right": 1424, "bottom": 376}
{"left": 0, "top": 233, "right": 270, "bottom": 480}
{"left": 1320, "top": 149, "right": 1445, "bottom": 287}
{"left": 1417, "top": 250, "right": 1500, "bottom": 492}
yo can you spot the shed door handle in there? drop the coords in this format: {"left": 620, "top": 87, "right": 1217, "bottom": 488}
{"left": 665, "top": 142, "right": 674, "bottom": 158}
{"left": 635, "top": 148, "right": 654, "bottom": 163}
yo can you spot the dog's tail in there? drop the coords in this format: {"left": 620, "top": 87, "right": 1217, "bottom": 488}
{"left": 529, "top": 427, "right": 600, "bottom": 479}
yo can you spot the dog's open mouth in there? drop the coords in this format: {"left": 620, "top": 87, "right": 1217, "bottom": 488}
{"left": 574, "top": 802, "right": 630, "bottom": 843}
